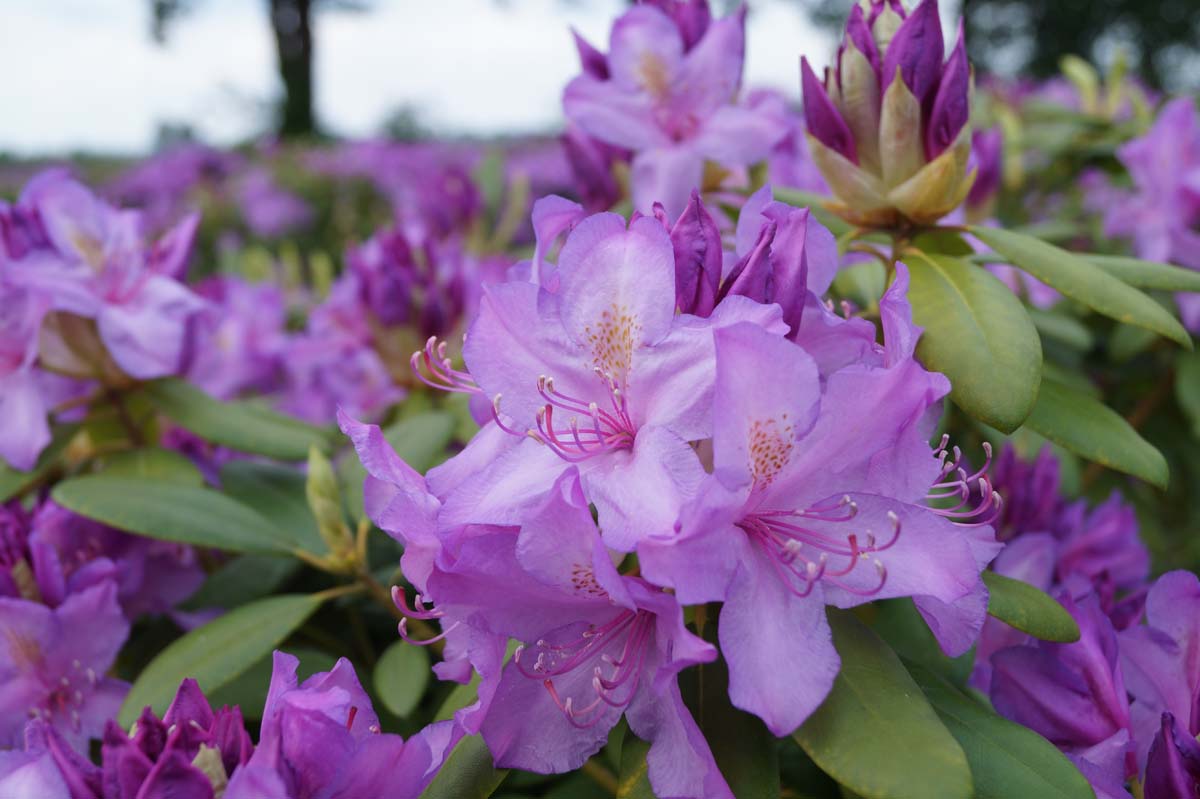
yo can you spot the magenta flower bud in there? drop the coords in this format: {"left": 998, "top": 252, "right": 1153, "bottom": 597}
{"left": 644, "top": 0, "right": 712, "bottom": 50}
{"left": 801, "top": 57, "right": 858, "bottom": 164}
{"left": 668, "top": 190, "right": 722, "bottom": 316}
{"left": 880, "top": 0, "right": 944, "bottom": 109}
{"left": 1144, "top": 712, "right": 1200, "bottom": 799}
{"left": 925, "top": 23, "right": 969, "bottom": 159}
{"left": 842, "top": 5, "right": 881, "bottom": 81}
{"left": 571, "top": 29, "right": 609, "bottom": 80}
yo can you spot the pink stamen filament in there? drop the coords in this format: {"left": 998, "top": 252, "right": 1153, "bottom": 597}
{"left": 410, "top": 336, "right": 480, "bottom": 394}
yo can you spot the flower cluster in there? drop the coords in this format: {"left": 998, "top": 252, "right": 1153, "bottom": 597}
{"left": 342, "top": 185, "right": 999, "bottom": 796}
{"left": 0, "top": 651, "right": 455, "bottom": 799}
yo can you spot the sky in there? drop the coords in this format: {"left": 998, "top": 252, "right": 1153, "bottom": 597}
{"left": 0, "top": 0, "right": 843, "bottom": 157}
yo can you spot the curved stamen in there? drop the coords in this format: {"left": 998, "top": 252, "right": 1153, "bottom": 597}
{"left": 398, "top": 618, "right": 460, "bottom": 646}
{"left": 411, "top": 336, "right": 480, "bottom": 394}
{"left": 392, "top": 586, "right": 444, "bottom": 620}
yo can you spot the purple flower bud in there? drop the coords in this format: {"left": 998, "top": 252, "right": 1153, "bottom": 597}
{"left": 721, "top": 220, "right": 777, "bottom": 304}
{"left": 866, "top": 0, "right": 907, "bottom": 26}
{"left": 668, "top": 190, "right": 722, "bottom": 316}
{"left": 802, "top": 57, "right": 859, "bottom": 164}
{"left": 1144, "top": 712, "right": 1200, "bottom": 799}
{"left": 880, "top": 0, "right": 945, "bottom": 110}
{"left": 571, "top": 29, "right": 609, "bottom": 80}
{"left": 967, "top": 128, "right": 1003, "bottom": 208}
{"left": 925, "top": 23, "right": 970, "bottom": 160}
{"left": 841, "top": 4, "right": 881, "bottom": 85}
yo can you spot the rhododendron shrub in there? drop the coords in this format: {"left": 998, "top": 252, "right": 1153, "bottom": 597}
{"left": 3, "top": 1, "right": 1200, "bottom": 797}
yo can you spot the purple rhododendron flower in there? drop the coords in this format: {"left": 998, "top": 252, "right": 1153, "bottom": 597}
{"left": 235, "top": 168, "right": 314, "bottom": 239}
{"left": 0, "top": 580, "right": 129, "bottom": 750}
{"left": 564, "top": 1, "right": 788, "bottom": 216}
{"left": 991, "top": 587, "right": 1136, "bottom": 799}
{"left": 186, "top": 276, "right": 289, "bottom": 400}
{"left": 224, "top": 651, "right": 457, "bottom": 799}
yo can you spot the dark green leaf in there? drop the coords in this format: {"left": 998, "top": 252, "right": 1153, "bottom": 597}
{"left": 144, "top": 378, "right": 331, "bottom": 461}
{"left": 1025, "top": 308, "right": 1094, "bottom": 351}
{"left": 99, "top": 448, "right": 204, "bottom": 486}
{"left": 420, "top": 735, "right": 507, "bottom": 799}
{"left": 907, "top": 663, "right": 1095, "bottom": 799}
{"left": 220, "top": 460, "right": 324, "bottom": 552}
{"left": 616, "top": 730, "right": 656, "bottom": 799}
{"left": 869, "top": 599, "right": 973, "bottom": 685}
{"left": 1176, "top": 351, "right": 1200, "bottom": 437}
{"left": 1108, "top": 323, "right": 1159, "bottom": 363}
{"left": 183, "top": 554, "right": 301, "bottom": 611}
{"left": 374, "top": 640, "right": 431, "bottom": 718}
{"left": 1024, "top": 378, "right": 1169, "bottom": 489}
{"left": 968, "top": 226, "right": 1191, "bottom": 348}
{"left": 118, "top": 593, "right": 325, "bottom": 727}
{"left": 904, "top": 251, "right": 1042, "bottom": 432}
{"left": 982, "top": 572, "right": 1080, "bottom": 643}
{"left": 52, "top": 475, "right": 294, "bottom": 553}
{"left": 339, "top": 411, "right": 456, "bottom": 519}
{"left": 1086, "top": 254, "right": 1200, "bottom": 292}
{"left": 793, "top": 610, "right": 971, "bottom": 799}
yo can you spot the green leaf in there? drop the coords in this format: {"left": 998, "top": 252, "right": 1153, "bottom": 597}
{"left": 220, "top": 461, "right": 324, "bottom": 552}
{"left": 793, "top": 610, "right": 972, "bottom": 799}
{"left": 869, "top": 599, "right": 973, "bottom": 685}
{"left": 1025, "top": 308, "right": 1094, "bottom": 351}
{"left": 832, "top": 259, "right": 887, "bottom": 310}
{"left": 1176, "top": 350, "right": 1200, "bottom": 438}
{"left": 183, "top": 554, "right": 301, "bottom": 611}
{"left": 144, "top": 378, "right": 331, "bottom": 461}
{"left": 208, "top": 646, "right": 337, "bottom": 720}
{"left": 982, "top": 571, "right": 1080, "bottom": 643}
{"left": 968, "top": 226, "right": 1192, "bottom": 348}
{"left": 1108, "top": 323, "right": 1159, "bottom": 363}
{"left": 52, "top": 475, "right": 295, "bottom": 553}
{"left": 1086, "top": 254, "right": 1200, "bottom": 292}
{"left": 0, "top": 424, "right": 77, "bottom": 502}
{"left": 339, "top": 411, "right": 456, "bottom": 519}
{"left": 99, "top": 448, "right": 204, "bottom": 486}
{"left": 616, "top": 730, "right": 656, "bottom": 799}
{"left": 904, "top": 251, "right": 1042, "bottom": 432}
{"left": 420, "top": 735, "right": 507, "bottom": 799}
{"left": 1024, "top": 378, "right": 1169, "bottom": 489}
{"left": 374, "top": 641, "right": 431, "bottom": 718}
{"left": 118, "top": 593, "right": 325, "bottom": 727}
{"left": 907, "top": 663, "right": 1096, "bottom": 799}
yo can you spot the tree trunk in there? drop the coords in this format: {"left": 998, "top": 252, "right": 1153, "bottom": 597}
{"left": 269, "top": 0, "right": 316, "bottom": 137}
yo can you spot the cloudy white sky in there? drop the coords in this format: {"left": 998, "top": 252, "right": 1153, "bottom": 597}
{"left": 0, "top": 0, "right": 853, "bottom": 156}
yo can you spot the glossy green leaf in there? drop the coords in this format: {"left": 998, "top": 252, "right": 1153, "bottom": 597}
{"left": 339, "top": 411, "right": 456, "bottom": 519}
{"left": 144, "top": 378, "right": 331, "bottom": 460}
{"left": 904, "top": 251, "right": 1042, "bottom": 432}
{"left": 794, "top": 610, "right": 971, "bottom": 799}
{"left": 99, "top": 448, "right": 204, "bottom": 486}
{"left": 220, "top": 460, "right": 324, "bottom": 552}
{"left": 183, "top": 554, "right": 301, "bottom": 611}
{"left": 616, "top": 731, "right": 656, "bottom": 799}
{"left": 1176, "top": 350, "right": 1200, "bottom": 437}
{"left": 118, "top": 593, "right": 325, "bottom": 727}
{"left": 52, "top": 475, "right": 294, "bottom": 553}
{"left": 1086, "top": 254, "right": 1200, "bottom": 292}
{"left": 1024, "top": 378, "right": 1169, "bottom": 489}
{"left": 968, "top": 226, "right": 1191, "bottom": 347}
{"left": 907, "top": 663, "right": 1095, "bottom": 799}
{"left": 982, "top": 572, "right": 1080, "bottom": 643}
{"left": 374, "top": 640, "right": 431, "bottom": 718}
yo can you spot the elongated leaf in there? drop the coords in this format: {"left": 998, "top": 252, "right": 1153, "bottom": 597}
{"left": 208, "top": 646, "right": 337, "bottom": 720}
{"left": 617, "top": 731, "right": 656, "bottom": 799}
{"left": 144, "top": 378, "right": 331, "bottom": 460}
{"left": 118, "top": 593, "right": 325, "bottom": 727}
{"left": 907, "top": 663, "right": 1095, "bottom": 799}
{"left": 183, "top": 554, "right": 301, "bottom": 610}
{"left": 374, "top": 641, "right": 431, "bottom": 718}
{"left": 339, "top": 411, "right": 456, "bottom": 519}
{"left": 100, "top": 448, "right": 204, "bottom": 486}
{"left": 1024, "top": 378, "right": 1169, "bottom": 489}
{"left": 1086, "top": 254, "right": 1200, "bottom": 292}
{"left": 968, "top": 226, "right": 1191, "bottom": 347}
{"left": 220, "top": 461, "right": 324, "bottom": 552}
{"left": 1025, "top": 308, "right": 1094, "bottom": 351}
{"left": 904, "top": 251, "right": 1042, "bottom": 432}
{"left": 982, "top": 571, "right": 1080, "bottom": 642}
{"left": 420, "top": 735, "right": 507, "bottom": 799}
{"left": 794, "top": 610, "right": 971, "bottom": 799}
{"left": 52, "top": 475, "right": 294, "bottom": 553}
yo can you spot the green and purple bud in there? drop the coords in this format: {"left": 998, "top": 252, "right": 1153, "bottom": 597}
{"left": 802, "top": 0, "right": 975, "bottom": 225}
